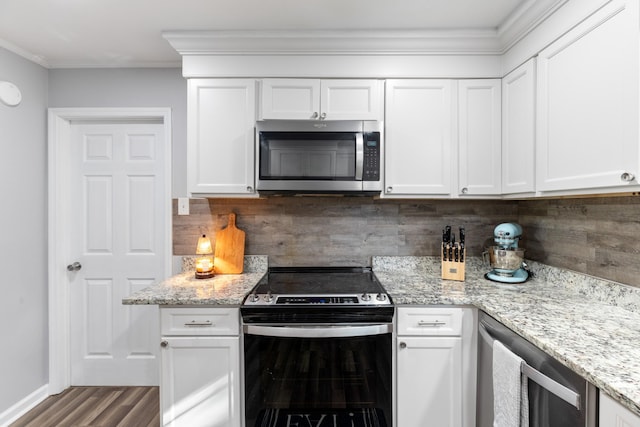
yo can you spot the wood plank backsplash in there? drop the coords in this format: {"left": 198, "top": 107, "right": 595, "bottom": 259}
{"left": 518, "top": 195, "right": 640, "bottom": 288}
{"left": 173, "top": 197, "right": 518, "bottom": 267}
{"left": 173, "top": 195, "right": 640, "bottom": 288}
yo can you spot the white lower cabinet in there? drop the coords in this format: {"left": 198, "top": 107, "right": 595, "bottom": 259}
{"left": 396, "top": 307, "right": 477, "bottom": 427}
{"left": 160, "top": 308, "right": 241, "bottom": 427}
{"left": 600, "top": 392, "right": 640, "bottom": 427}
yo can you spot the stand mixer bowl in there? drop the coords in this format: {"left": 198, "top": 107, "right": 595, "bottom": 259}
{"left": 486, "top": 246, "right": 525, "bottom": 276}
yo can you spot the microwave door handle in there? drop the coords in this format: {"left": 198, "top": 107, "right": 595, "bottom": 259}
{"left": 355, "top": 133, "right": 364, "bottom": 181}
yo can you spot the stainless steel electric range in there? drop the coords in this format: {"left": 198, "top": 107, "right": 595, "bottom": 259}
{"left": 241, "top": 267, "right": 394, "bottom": 427}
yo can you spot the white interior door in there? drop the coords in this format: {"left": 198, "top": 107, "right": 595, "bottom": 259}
{"left": 68, "top": 121, "right": 166, "bottom": 385}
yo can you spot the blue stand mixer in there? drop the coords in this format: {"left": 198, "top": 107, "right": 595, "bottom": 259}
{"left": 485, "top": 223, "right": 529, "bottom": 283}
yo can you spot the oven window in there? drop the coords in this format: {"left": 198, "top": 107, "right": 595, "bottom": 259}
{"left": 259, "top": 132, "right": 357, "bottom": 180}
{"left": 244, "top": 333, "right": 392, "bottom": 427}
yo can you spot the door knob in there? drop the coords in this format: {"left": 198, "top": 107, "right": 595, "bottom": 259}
{"left": 67, "top": 262, "right": 82, "bottom": 272}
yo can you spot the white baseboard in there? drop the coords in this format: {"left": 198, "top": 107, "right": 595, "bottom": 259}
{"left": 0, "top": 384, "right": 49, "bottom": 427}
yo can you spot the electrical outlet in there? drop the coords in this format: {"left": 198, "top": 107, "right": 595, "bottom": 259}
{"left": 178, "top": 198, "right": 189, "bottom": 215}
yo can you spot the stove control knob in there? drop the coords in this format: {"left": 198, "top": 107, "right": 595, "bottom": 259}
{"left": 264, "top": 292, "right": 274, "bottom": 303}
{"left": 249, "top": 293, "right": 260, "bottom": 303}
{"left": 376, "top": 293, "right": 387, "bottom": 302}
{"left": 361, "top": 293, "right": 372, "bottom": 302}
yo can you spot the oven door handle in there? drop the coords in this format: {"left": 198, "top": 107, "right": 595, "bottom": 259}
{"left": 243, "top": 323, "right": 393, "bottom": 338}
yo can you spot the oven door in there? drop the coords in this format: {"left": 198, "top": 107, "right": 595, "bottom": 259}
{"left": 243, "top": 323, "right": 393, "bottom": 427}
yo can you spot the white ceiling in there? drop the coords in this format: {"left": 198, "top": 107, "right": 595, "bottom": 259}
{"left": 0, "top": 0, "right": 563, "bottom": 68}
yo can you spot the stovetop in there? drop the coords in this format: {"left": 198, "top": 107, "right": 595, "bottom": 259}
{"left": 241, "top": 267, "right": 394, "bottom": 324}
{"left": 242, "top": 267, "right": 391, "bottom": 306}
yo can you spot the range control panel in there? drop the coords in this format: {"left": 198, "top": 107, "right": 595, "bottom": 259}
{"left": 243, "top": 293, "right": 391, "bottom": 306}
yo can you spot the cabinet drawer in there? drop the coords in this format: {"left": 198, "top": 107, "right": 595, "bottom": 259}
{"left": 397, "top": 307, "right": 463, "bottom": 336}
{"left": 161, "top": 307, "right": 239, "bottom": 336}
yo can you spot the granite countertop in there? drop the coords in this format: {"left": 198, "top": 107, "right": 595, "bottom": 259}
{"left": 122, "top": 255, "right": 268, "bottom": 305}
{"left": 373, "top": 256, "right": 640, "bottom": 417}
{"left": 123, "top": 254, "right": 640, "bottom": 416}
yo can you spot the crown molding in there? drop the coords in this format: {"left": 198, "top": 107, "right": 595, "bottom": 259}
{"left": 163, "top": 29, "right": 506, "bottom": 56}
{"left": 163, "top": 1, "right": 567, "bottom": 58}
{"left": 0, "top": 38, "right": 49, "bottom": 68}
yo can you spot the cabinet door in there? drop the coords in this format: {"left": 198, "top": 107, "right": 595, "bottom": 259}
{"left": 458, "top": 79, "right": 502, "bottom": 196}
{"left": 188, "top": 79, "right": 257, "bottom": 196}
{"left": 160, "top": 336, "right": 241, "bottom": 427}
{"left": 260, "top": 78, "right": 321, "bottom": 120}
{"left": 502, "top": 59, "right": 536, "bottom": 194}
{"left": 397, "top": 336, "right": 463, "bottom": 427}
{"left": 536, "top": 0, "right": 639, "bottom": 192}
{"left": 385, "top": 79, "right": 453, "bottom": 196}
{"left": 600, "top": 392, "right": 640, "bottom": 427}
{"left": 321, "top": 79, "right": 382, "bottom": 121}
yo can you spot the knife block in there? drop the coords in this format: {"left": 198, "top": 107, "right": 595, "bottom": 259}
{"left": 441, "top": 249, "right": 466, "bottom": 281}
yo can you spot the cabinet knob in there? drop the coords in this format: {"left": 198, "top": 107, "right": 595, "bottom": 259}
{"left": 160, "top": 340, "right": 168, "bottom": 348}
{"left": 621, "top": 172, "right": 635, "bottom": 182}
{"left": 461, "top": 187, "right": 468, "bottom": 194}
{"left": 320, "top": 112, "right": 327, "bottom": 120}
{"left": 386, "top": 187, "right": 393, "bottom": 193}
{"left": 399, "top": 342, "right": 407, "bottom": 349}
{"left": 246, "top": 186, "right": 253, "bottom": 192}
{"left": 311, "top": 112, "right": 318, "bottom": 119}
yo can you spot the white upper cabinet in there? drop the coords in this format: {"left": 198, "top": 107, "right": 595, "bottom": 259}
{"left": 385, "top": 79, "right": 501, "bottom": 198}
{"left": 536, "top": 0, "right": 639, "bottom": 193}
{"left": 502, "top": 59, "right": 536, "bottom": 195}
{"left": 457, "top": 79, "right": 502, "bottom": 196}
{"left": 187, "top": 79, "right": 258, "bottom": 197}
{"left": 384, "top": 79, "right": 453, "bottom": 196}
{"left": 259, "top": 78, "right": 383, "bottom": 121}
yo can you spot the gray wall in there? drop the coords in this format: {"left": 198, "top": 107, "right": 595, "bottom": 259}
{"left": 48, "top": 68, "right": 188, "bottom": 197}
{"left": 0, "top": 47, "right": 49, "bottom": 415}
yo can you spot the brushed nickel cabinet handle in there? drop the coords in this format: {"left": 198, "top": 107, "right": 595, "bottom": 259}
{"left": 184, "top": 320, "right": 213, "bottom": 327}
{"left": 418, "top": 320, "right": 446, "bottom": 327}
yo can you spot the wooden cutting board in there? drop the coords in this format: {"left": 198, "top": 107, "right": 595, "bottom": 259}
{"left": 214, "top": 213, "right": 245, "bottom": 274}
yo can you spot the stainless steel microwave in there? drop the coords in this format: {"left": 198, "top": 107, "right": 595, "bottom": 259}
{"left": 256, "top": 121, "right": 383, "bottom": 195}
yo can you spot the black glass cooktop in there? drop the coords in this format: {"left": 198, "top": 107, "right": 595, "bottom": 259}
{"left": 251, "top": 267, "right": 386, "bottom": 295}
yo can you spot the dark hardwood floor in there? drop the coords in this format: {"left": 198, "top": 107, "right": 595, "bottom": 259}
{"left": 10, "top": 386, "right": 159, "bottom": 427}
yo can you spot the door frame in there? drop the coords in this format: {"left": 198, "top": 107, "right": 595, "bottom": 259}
{"left": 47, "top": 107, "right": 172, "bottom": 395}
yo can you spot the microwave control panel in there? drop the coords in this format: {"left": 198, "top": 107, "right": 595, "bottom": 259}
{"left": 363, "top": 132, "right": 381, "bottom": 181}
